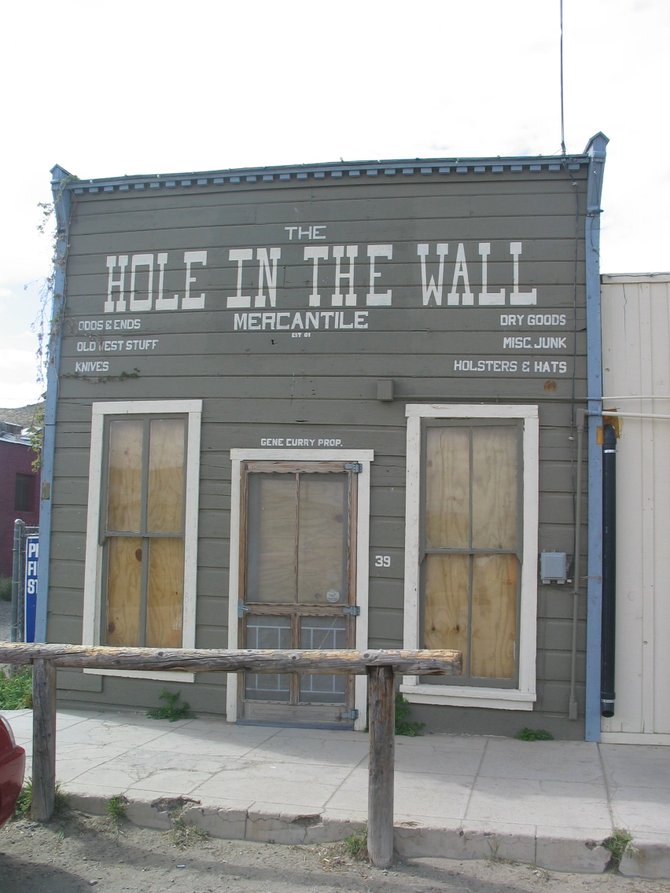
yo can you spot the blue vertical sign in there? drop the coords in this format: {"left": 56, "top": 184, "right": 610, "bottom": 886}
{"left": 25, "top": 534, "right": 39, "bottom": 643}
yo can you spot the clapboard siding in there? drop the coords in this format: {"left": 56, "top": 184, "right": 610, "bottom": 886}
{"left": 601, "top": 274, "right": 670, "bottom": 740}
{"left": 47, "top": 158, "right": 591, "bottom": 735}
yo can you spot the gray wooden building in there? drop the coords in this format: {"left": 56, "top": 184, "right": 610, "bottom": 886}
{"left": 38, "top": 134, "right": 608, "bottom": 739}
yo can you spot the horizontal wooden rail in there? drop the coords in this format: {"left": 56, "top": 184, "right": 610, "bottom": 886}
{"left": 0, "top": 644, "right": 461, "bottom": 675}
{"left": 0, "top": 643, "right": 461, "bottom": 868}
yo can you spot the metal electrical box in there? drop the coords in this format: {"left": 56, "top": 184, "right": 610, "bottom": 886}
{"left": 540, "top": 551, "right": 568, "bottom": 584}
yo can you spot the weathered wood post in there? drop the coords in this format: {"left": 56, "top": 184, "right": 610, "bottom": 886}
{"left": 0, "top": 644, "right": 460, "bottom": 832}
{"left": 367, "top": 664, "right": 395, "bottom": 868}
{"left": 31, "top": 658, "right": 57, "bottom": 821}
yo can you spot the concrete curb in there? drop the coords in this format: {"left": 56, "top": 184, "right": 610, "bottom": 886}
{"left": 68, "top": 791, "right": 618, "bottom": 875}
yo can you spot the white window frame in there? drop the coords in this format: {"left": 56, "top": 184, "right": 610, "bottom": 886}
{"left": 402, "top": 404, "right": 539, "bottom": 710}
{"left": 82, "top": 400, "right": 202, "bottom": 682}
{"left": 226, "top": 448, "right": 373, "bottom": 731}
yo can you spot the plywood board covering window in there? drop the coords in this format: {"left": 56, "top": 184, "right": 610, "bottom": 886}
{"left": 103, "top": 417, "right": 185, "bottom": 647}
{"left": 424, "top": 424, "right": 519, "bottom": 684}
{"left": 82, "top": 401, "right": 201, "bottom": 681}
{"left": 403, "top": 405, "right": 538, "bottom": 711}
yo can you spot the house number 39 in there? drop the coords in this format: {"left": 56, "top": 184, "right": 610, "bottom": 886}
{"left": 374, "top": 555, "right": 391, "bottom": 568}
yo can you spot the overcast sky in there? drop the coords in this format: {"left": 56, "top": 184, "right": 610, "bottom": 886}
{"left": 1, "top": 0, "right": 667, "bottom": 408}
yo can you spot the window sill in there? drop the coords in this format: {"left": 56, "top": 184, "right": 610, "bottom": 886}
{"left": 84, "top": 668, "right": 195, "bottom": 684}
{"left": 400, "top": 682, "right": 536, "bottom": 711}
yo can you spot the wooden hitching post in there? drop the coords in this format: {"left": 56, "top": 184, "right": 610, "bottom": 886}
{"left": 31, "top": 658, "right": 57, "bottom": 821}
{"left": 367, "top": 664, "right": 395, "bottom": 868}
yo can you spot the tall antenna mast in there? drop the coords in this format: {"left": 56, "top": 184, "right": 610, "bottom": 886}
{"left": 560, "top": 0, "right": 567, "bottom": 154}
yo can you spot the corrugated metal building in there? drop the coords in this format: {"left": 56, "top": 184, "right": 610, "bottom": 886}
{"left": 601, "top": 273, "right": 670, "bottom": 744}
{"left": 38, "top": 134, "right": 608, "bottom": 739}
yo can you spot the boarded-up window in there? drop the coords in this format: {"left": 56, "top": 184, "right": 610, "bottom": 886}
{"left": 422, "top": 422, "right": 520, "bottom": 684}
{"left": 102, "top": 416, "right": 186, "bottom": 648}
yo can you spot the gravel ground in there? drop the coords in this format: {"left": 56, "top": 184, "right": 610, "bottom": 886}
{"left": 0, "top": 813, "right": 667, "bottom": 893}
{"left": 1, "top": 599, "right": 667, "bottom": 890}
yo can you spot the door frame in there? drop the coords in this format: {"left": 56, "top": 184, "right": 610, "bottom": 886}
{"left": 227, "top": 448, "right": 373, "bottom": 730}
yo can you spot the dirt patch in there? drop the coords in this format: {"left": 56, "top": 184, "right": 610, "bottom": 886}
{"left": 0, "top": 812, "right": 666, "bottom": 893}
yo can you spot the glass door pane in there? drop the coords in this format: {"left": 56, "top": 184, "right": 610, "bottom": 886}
{"left": 246, "top": 475, "right": 297, "bottom": 604}
{"left": 245, "top": 615, "right": 292, "bottom": 702}
{"left": 297, "top": 474, "right": 348, "bottom": 605}
{"left": 299, "top": 617, "right": 347, "bottom": 704}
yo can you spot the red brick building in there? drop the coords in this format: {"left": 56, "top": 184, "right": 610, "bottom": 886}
{"left": 0, "top": 424, "right": 40, "bottom": 578}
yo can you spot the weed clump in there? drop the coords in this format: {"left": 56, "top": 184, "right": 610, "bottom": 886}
{"left": 0, "top": 667, "right": 32, "bottom": 709}
{"left": 603, "top": 828, "right": 634, "bottom": 872}
{"left": 515, "top": 727, "right": 554, "bottom": 741}
{"left": 106, "top": 794, "right": 128, "bottom": 824}
{"left": 343, "top": 827, "right": 368, "bottom": 861}
{"left": 147, "top": 689, "right": 193, "bottom": 722}
{"left": 395, "top": 693, "right": 424, "bottom": 736}
{"left": 14, "top": 779, "right": 69, "bottom": 820}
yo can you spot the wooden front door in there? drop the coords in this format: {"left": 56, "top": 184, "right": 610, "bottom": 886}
{"left": 237, "top": 460, "right": 359, "bottom": 727}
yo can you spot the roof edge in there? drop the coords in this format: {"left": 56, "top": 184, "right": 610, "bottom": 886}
{"left": 58, "top": 149, "right": 595, "bottom": 196}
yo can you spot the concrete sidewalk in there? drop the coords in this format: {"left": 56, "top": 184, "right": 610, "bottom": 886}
{"left": 3, "top": 707, "right": 669, "bottom": 879}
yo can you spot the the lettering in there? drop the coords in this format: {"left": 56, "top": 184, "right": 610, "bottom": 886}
{"left": 233, "top": 310, "right": 368, "bottom": 332}
{"left": 366, "top": 245, "right": 393, "bottom": 307}
{"left": 105, "top": 251, "right": 207, "bottom": 313}
{"left": 75, "top": 361, "right": 110, "bottom": 373}
{"left": 509, "top": 242, "right": 537, "bottom": 306}
{"left": 452, "top": 358, "right": 568, "bottom": 375}
{"left": 332, "top": 245, "right": 358, "bottom": 307}
{"left": 259, "top": 437, "right": 344, "bottom": 447}
{"left": 98, "top": 239, "right": 540, "bottom": 321}
{"left": 453, "top": 359, "right": 518, "bottom": 373}
{"left": 478, "top": 243, "right": 505, "bottom": 305}
{"left": 448, "top": 243, "right": 475, "bottom": 306}
{"left": 417, "top": 243, "right": 448, "bottom": 306}
{"left": 76, "top": 338, "right": 159, "bottom": 353}
{"left": 303, "top": 245, "right": 394, "bottom": 308}
{"left": 527, "top": 314, "right": 567, "bottom": 326}
{"left": 227, "top": 248, "right": 281, "bottom": 309}
{"left": 502, "top": 336, "right": 567, "bottom": 349}
{"left": 418, "top": 242, "right": 537, "bottom": 306}
{"left": 284, "top": 225, "right": 327, "bottom": 240}
{"left": 534, "top": 360, "right": 568, "bottom": 374}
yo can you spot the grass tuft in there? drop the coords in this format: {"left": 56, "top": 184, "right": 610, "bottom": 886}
{"left": 14, "top": 779, "right": 69, "bottom": 820}
{"left": 343, "top": 827, "right": 368, "bottom": 861}
{"left": 515, "top": 727, "right": 554, "bottom": 741}
{"left": 395, "top": 693, "right": 424, "bottom": 736}
{"left": 0, "top": 667, "right": 33, "bottom": 709}
{"left": 147, "top": 689, "right": 193, "bottom": 722}
{"left": 106, "top": 794, "right": 128, "bottom": 824}
{"left": 603, "top": 828, "right": 634, "bottom": 871}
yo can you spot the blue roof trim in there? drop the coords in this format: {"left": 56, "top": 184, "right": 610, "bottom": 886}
{"left": 64, "top": 151, "right": 592, "bottom": 196}
{"left": 584, "top": 132, "right": 609, "bottom": 743}
{"left": 37, "top": 166, "right": 73, "bottom": 643}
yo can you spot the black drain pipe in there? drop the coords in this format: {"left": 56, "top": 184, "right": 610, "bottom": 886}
{"left": 600, "top": 424, "right": 617, "bottom": 717}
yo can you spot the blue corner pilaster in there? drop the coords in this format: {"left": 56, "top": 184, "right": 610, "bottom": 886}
{"left": 583, "top": 133, "right": 608, "bottom": 741}
{"left": 35, "top": 166, "right": 73, "bottom": 643}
